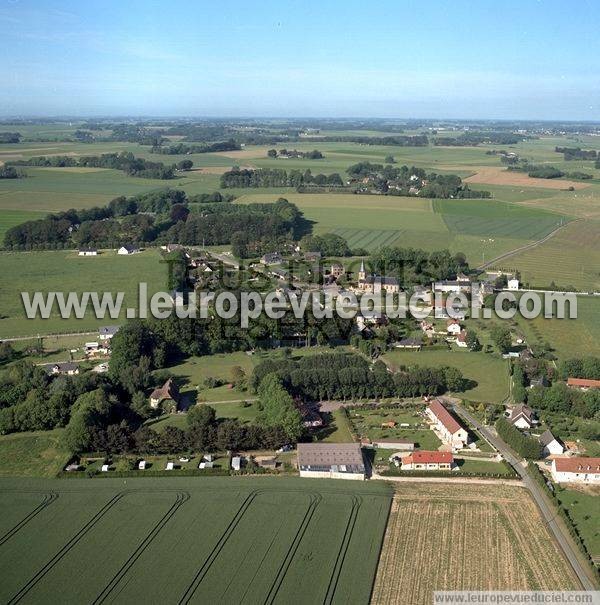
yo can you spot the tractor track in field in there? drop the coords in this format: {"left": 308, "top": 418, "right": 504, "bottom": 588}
{"left": 92, "top": 491, "right": 190, "bottom": 605}
{"left": 323, "top": 495, "right": 362, "bottom": 605}
{"left": 0, "top": 492, "right": 58, "bottom": 547}
{"left": 263, "top": 492, "right": 322, "bottom": 605}
{"left": 476, "top": 219, "right": 582, "bottom": 270}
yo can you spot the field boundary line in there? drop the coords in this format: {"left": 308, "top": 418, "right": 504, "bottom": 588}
{"left": 92, "top": 491, "right": 190, "bottom": 605}
{"left": 0, "top": 491, "right": 58, "bottom": 547}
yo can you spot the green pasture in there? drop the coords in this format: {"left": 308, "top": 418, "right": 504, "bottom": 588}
{"left": 0, "top": 430, "right": 69, "bottom": 477}
{"left": 0, "top": 249, "right": 165, "bottom": 338}
{"left": 0, "top": 476, "right": 391, "bottom": 604}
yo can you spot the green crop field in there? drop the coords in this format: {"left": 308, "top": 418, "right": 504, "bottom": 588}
{"left": 0, "top": 476, "right": 391, "bottom": 605}
{"left": 383, "top": 349, "right": 510, "bottom": 403}
{"left": 0, "top": 208, "right": 46, "bottom": 242}
{"left": 0, "top": 249, "right": 165, "bottom": 338}
{"left": 0, "top": 430, "right": 69, "bottom": 478}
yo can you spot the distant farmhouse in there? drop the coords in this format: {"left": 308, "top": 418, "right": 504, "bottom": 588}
{"left": 78, "top": 248, "right": 98, "bottom": 256}
{"left": 426, "top": 399, "right": 469, "bottom": 449}
{"left": 297, "top": 442, "right": 365, "bottom": 480}
{"left": 117, "top": 245, "right": 141, "bottom": 255}
{"left": 551, "top": 457, "right": 600, "bottom": 484}
{"left": 356, "top": 260, "right": 400, "bottom": 294}
{"left": 261, "top": 252, "right": 283, "bottom": 265}
{"left": 43, "top": 362, "right": 79, "bottom": 376}
{"left": 567, "top": 377, "right": 600, "bottom": 390}
{"left": 402, "top": 450, "right": 454, "bottom": 471}
{"left": 149, "top": 378, "right": 181, "bottom": 412}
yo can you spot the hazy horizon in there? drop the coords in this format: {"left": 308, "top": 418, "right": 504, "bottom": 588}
{"left": 2, "top": 0, "right": 600, "bottom": 120}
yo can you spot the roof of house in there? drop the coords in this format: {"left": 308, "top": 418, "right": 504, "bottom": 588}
{"left": 509, "top": 403, "right": 534, "bottom": 424}
{"left": 457, "top": 330, "right": 468, "bottom": 343}
{"left": 99, "top": 325, "right": 120, "bottom": 336}
{"left": 79, "top": 247, "right": 97, "bottom": 252}
{"left": 119, "top": 244, "right": 138, "bottom": 252}
{"left": 150, "top": 378, "right": 180, "bottom": 402}
{"left": 553, "top": 457, "right": 600, "bottom": 474}
{"left": 428, "top": 399, "right": 465, "bottom": 435}
{"left": 396, "top": 338, "right": 422, "bottom": 347}
{"left": 567, "top": 377, "right": 600, "bottom": 389}
{"left": 404, "top": 451, "right": 454, "bottom": 464}
{"left": 44, "top": 362, "right": 78, "bottom": 374}
{"left": 539, "top": 430, "right": 564, "bottom": 449}
{"left": 297, "top": 442, "right": 364, "bottom": 470}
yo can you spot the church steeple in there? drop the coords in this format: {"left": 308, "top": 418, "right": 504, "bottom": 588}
{"left": 358, "top": 259, "right": 366, "bottom": 281}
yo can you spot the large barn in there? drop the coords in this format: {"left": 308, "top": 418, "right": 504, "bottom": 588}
{"left": 297, "top": 442, "right": 366, "bottom": 480}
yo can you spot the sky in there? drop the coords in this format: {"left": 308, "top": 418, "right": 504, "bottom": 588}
{"left": 1, "top": 0, "right": 600, "bottom": 120}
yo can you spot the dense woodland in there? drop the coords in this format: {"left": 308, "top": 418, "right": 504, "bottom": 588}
{"left": 150, "top": 140, "right": 240, "bottom": 155}
{"left": 220, "top": 167, "right": 344, "bottom": 188}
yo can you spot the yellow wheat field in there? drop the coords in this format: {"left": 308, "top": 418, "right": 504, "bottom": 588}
{"left": 371, "top": 483, "right": 580, "bottom": 605}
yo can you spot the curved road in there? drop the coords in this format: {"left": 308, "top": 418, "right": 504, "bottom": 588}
{"left": 452, "top": 402, "right": 598, "bottom": 590}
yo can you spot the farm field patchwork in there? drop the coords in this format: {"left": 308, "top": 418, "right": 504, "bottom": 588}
{"left": 371, "top": 483, "right": 580, "bottom": 605}
{"left": 0, "top": 476, "right": 391, "bottom": 605}
{"left": 0, "top": 430, "right": 69, "bottom": 478}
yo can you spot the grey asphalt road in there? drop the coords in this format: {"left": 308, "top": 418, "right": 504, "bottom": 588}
{"left": 453, "top": 403, "right": 598, "bottom": 591}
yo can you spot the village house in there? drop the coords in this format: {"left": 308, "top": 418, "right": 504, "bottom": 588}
{"left": 567, "top": 377, "right": 600, "bottom": 390}
{"left": 402, "top": 450, "right": 454, "bottom": 470}
{"left": 304, "top": 251, "right": 321, "bottom": 263}
{"left": 426, "top": 399, "right": 469, "bottom": 449}
{"left": 507, "top": 278, "right": 520, "bottom": 291}
{"left": 149, "top": 378, "right": 181, "bottom": 412}
{"left": 356, "top": 260, "right": 400, "bottom": 294}
{"left": 117, "top": 245, "right": 141, "bottom": 255}
{"left": 551, "top": 457, "right": 600, "bottom": 484}
{"left": 539, "top": 430, "right": 565, "bottom": 457}
{"left": 261, "top": 252, "right": 283, "bottom": 265}
{"left": 98, "top": 325, "right": 120, "bottom": 340}
{"left": 43, "top": 362, "right": 79, "bottom": 376}
{"left": 297, "top": 442, "right": 365, "bottom": 480}
{"left": 446, "top": 319, "right": 462, "bottom": 336}
{"left": 394, "top": 337, "right": 422, "bottom": 350}
{"left": 78, "top": 248, "right": 98, "bottom": 256}
{"left": 330, "top": 262, "right": 345, "bottom": 279}
{"left": 508, "top": 403, "right": 535, "bottom": 429}
{"left": 432, "top": 279, "right": 472, "bottom": 294}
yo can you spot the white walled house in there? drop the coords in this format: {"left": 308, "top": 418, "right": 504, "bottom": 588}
{"left": 507, "top": 278, "right": 520, "bottom": 290}
{"left": 117, "top": 245, "right": 140, "bottom": 255}
{"left": 426, "top": 399, "right": 469, "bottom": 449}
{"left": 508, "top": 404, "right": 535, "bottom": 429}
{"left": 539, "top": 430, "right": 564, "bottom": 457}
{"left": 78, "top": 248, "right": 98, "bottom": 256}
{"left": 551, "top": 457, "right": 600, "bottom": 484}
{"left": 297, "top": 443, "right": 365, "bottom": 480}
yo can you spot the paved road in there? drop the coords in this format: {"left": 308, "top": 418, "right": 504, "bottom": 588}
{"left": 452, "top": 403, "right": 598, "bottom": 591}
{"left": 476, "top": 219, "right": 581, "bottom": 271}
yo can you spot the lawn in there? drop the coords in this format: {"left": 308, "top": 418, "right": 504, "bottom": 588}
{"left": 454, "top": 457, "right": 513, "bottom": 475}
{"left": 0, "top": 430, "right": 69, "bottom": 477}
{"left": 0, "top": 476, "right": 391, "bottom": 604}
{"left": 318, "top": 408, "right": 356, "bottom": 443}
{"left": 0, "top": 249, "right": 165, "bottom": 337}
{"left": 555, "top": 486, "right": 600, "bottom": 561}
{"left": 383, "top": 349, "right": 510, "bottom": 403}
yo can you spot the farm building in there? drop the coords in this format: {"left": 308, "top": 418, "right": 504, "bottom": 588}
{"left": 394, "top": 338, "right": 422, "bottom": 350}
{"left": 446, "top": 319, "right": 462, "bottom": 335}
{"left": 401, "top": 451, "right": 454, "bottom": 471}
{"left": 98, "top": 325, "right": 120, "bottom": 340}
{"left": 426, "top": 399, "right": 469, "bottom": 449}
{"left": 432, "top": 279, "right": 471, "bottom": 294}
{"left": 149, "top": 378, "right": 180, "bottom": 411}
{"left": 507, "top": 278, "right": 520, "bottom": 290}
{"left": 78, "top": 248, "right": 98, "bottom": 256}
{"left": 330, "top": 262, "right": 345, "bottom": 278}
{"left": 117, "top": 245, "right": 141, "bottom": 255}
{"left": 261, "top": 252, "right": 283, "bottom": 265}
{"left": 43, "top": 362, "right": 79, "bottom": 376}
{"left": 539, "top": 430, "right": 565, "bottom": 457}
{"left": 551, "top": 457, "right": 600, "bottom": 484}
{"left": 508, "top": 403, "right": 535, "bottom": 429}
{"left": 371, "top": 439, "right": 415, "bottom": 451}
{"left": 567, "top": 377, "right": 600, "bottom": 390}
{"left": 297, "top": 442, "right": 365, "bottom": 480}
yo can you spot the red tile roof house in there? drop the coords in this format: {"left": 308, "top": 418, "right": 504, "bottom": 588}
{"left": 426, "top": 399, "right": 469, "bottom": 449}
{"left": 567, "top": 377, "right": 600, "bottom": 390}
{"left": 402, "top": 451, "right": 454, "bottom": 470}
{"left": 149, "top": 378, "right": 181, "bottom": 412}
{"left": 551, "top": 457, "right": 600, "bottom": 484}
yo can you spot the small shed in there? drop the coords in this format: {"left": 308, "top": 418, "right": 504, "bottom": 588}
{"left": 101, "top": 464, "right": 109, "bottom": 472}
{"left": 138, "top": 460, "right": 146, "bottom": 470}
{"left": 231, "top": 456, "right": 242, "bottom": 471}
{"left": 165, "top": 462, "right": 174, "bottom": 471}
